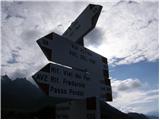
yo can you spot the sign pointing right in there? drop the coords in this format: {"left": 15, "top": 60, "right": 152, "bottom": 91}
{"left": 63, "top": 4, "right": 102, "bottom": 45}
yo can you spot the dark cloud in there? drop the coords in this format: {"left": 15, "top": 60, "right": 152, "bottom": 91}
{"left": 21, "top": 30, "right": 40, "bottom": 45}
{"left": 22, "top": 30, "right": 39, "bottom": 39}
{"left": 112, "top": 91, "right": 119, "bottom": 99}
{"left": 130, "top": 80, "right": 141, "bottom": 88}
{"left": 7, "top": 53, "right": 19, "bottom": 64}
{"left": 34, "top": 25, "right": 40, "bottom": 30}
{"left": 113, "top": 0, "right": 139, "bottom": 7}
{"left": 5, "top": 14, "right": 12, "bottom": 20}
{"left": 57, "top": 24, "right": 63, "bottom": 27}
{"left": 118, "top": 84, "right": 130, "bottom": 91}
{"left": 2, "top": 1, "right": 26, "bottom": 21}
{"left": 113, "top": 0, "right": 125, "bottom": 7}
{"left": 127, "top": 1, "right": 139, "bottom": 5}
{"left": 16, "top": 1, "right": 23, "bottom": 5}
{"left": 84, "top": 28, "right": 104, "bottom": 47}
{"left": 5, "top": 14, "right": 25, "bottom": 20}
{"left": 16, "top": 47, "right": 22, "bottom": 50}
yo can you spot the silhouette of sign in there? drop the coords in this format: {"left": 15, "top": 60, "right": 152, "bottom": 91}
{"left": 32, "top": 4, "right": 112, "bottom": 101}
{"left": 37, "top": 32, "right": 108, "bottom": 74}
{"left": 33, "top": 63, "right": 111, "bottom": 100}
{"left": 63, "top": 4, "right": 102, "bottom": 46}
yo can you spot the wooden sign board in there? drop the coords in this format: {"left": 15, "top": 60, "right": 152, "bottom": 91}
{"left": 32, "top": 63, "right": 112, "bottom": 101}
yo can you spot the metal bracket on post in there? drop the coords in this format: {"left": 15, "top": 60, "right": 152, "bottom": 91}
{"left": 62, "top": 4, "right": 103, "bottom": 118}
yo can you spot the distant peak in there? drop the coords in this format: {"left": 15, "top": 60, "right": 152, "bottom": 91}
{"left": 14, "top": 77, "right": 27, "bottom": 81}
{"left": 1, "top": 74, "right": 11, "bottom": 81}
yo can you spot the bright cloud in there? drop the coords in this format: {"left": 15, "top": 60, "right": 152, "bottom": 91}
{"left": 108, "top": 78, "right": 159, "bottom": 114}
{"left": 1, "top": 1, "right": 86, "bottom": 79}
{"left": 1, "top": 1, "right": 158, "bottom": 78}
{"left": 111, "top": 78, "right": 141, "bottom": 91}
{"left": 85, "top": 1, "right": 158, "bottom": 65}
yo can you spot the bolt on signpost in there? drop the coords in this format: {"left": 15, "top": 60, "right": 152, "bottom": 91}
{"left": 32, "top": 4, "right": 112, "bottom": 118}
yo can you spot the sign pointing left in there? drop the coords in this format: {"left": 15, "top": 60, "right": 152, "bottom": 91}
{"left": 32, "top": 63, "right": 111, "bottom": 101}
{"left": 33, "top": 63, "right": 92, "bottom": 100}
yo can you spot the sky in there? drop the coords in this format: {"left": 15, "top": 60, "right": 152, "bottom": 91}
{"left": 1, "top": 0, "right": 159, "bottom": 114}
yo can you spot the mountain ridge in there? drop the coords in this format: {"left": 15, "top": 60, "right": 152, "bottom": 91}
{"left": 1, "top": 75, "right": 157, "bottom": 119}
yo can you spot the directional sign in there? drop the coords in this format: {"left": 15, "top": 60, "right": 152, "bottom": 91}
{"left": 36, "top": 32, "right": 112, "bottom": 101}
{"left": 32, "top": 4, "right": 112, "bottom": 102}
{"left": 33, "top": 63, "right": 87, "bottom": 99}
{"left": 32, "top": 63, "right": 111, "bottom": 101}
{"left": 37, "top": 32, "right": 108, "bottom": 75}
{"left": 63, "top": 4, "right": 102, "bottom": 45}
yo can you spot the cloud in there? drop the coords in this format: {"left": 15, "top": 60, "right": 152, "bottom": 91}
{"left": 1, "top": 1, "right": 158, "bottom": 79}
{"left": 0, "top": 2, "right": 87, "bottom": 78}
{"left": 1, "top": 1, "right": 92, "bottom": 79}
{"left": 1, "top": 1, "right": 158, "bottom": 117}
{"left": 113, "top": 0, "right": 139, "bottom": 7}
{"left": 108, "top": 78, "right": 159, "bottom": 114}
{"left": 85, "top": 1, "right": 158, "bottom": 65}
{"left": 112, "top": 78, "right": 141, "bottom": 91}
{"left": 84, "top": 28, "right": 104, "bottom": 47}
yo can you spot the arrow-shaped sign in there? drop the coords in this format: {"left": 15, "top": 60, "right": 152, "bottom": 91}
{"left": 32, "top": 63, "right": 111, "bottom": 101}
{"left": 34, "top": 31, "right": 112, "bottom": 101}
{"left": 37, "top": 32, "right": 108, "bottom": 75}
{"left": 32, "top": 4, "right": 112, "bottom": 101}
{"left": 63, "top": 4, "right": 102, "bottom": 46}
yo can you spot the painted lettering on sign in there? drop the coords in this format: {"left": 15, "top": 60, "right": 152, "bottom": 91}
{"left": 32, "top": 63, "right": 92, "bottom": 99}
{"left": 32, "top": 63, "right": 112, "bottom": 100}
{"left": 35, "top": 33, "right": 112, "bottom": 100}
{"left": 33, "top": 3, "right": 112, "bottom": 102}
{"left": 37, "top": 32, "right": 108, "bottom": 74}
